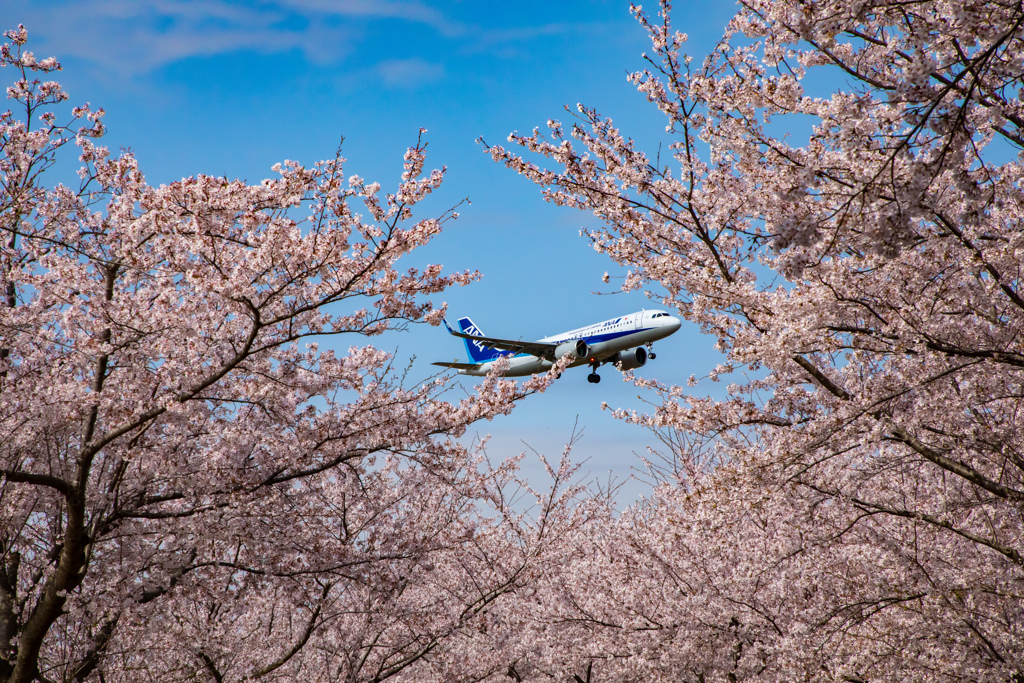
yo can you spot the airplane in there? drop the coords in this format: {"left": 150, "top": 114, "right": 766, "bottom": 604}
{"left": 432, "top": 309, "right": 682, "bottom": 383}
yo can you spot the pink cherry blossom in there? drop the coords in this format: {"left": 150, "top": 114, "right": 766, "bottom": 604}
{"left": 0, "top": 28, "right": 581, "bottom": 683}
{"left": 488, "top": 0, "right": 1024, "bottom": 680}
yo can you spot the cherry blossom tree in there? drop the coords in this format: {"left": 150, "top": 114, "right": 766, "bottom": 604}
{"left": 0, "top": 26, "right": 586, "bottom": 683}
{"left": 487, "top": 0, "right": 1024, "bottom": 680}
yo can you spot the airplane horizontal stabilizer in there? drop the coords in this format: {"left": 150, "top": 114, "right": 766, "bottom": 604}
{"left": 432, "top": 361, "right": 481, "bottom": 371}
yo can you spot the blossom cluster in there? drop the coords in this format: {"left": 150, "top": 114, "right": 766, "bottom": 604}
{"left": 0, "top": 27, "right": 578, "bottom": 683}
{"left": 486, "top": 0, "right": 1024, "bottom": 680}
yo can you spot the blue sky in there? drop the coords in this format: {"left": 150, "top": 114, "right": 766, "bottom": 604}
{"left": 4, "top": 0, "right": 739, "bottom": 505}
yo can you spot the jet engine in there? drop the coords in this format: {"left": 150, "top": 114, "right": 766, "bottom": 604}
{"left": 614, "top": 346, "right": 648, "bottom": 370}
{"left": 555, "top": 339, "right": 590, "bottom": 360}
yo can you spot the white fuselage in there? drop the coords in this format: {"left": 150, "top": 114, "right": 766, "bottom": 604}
{"left": 457, "top": 310, "right": 681, "bottom": 377}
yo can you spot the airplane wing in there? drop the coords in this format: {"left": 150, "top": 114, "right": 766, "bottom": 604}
{"left": 443, "top": 327, "right": 559, "bottom": 360}
{"left": 431, "top": 361, "right": 481, "bottom": 371}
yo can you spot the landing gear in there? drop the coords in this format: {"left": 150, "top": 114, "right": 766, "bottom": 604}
{"left": 646, "top": 343, "right": 657, "bottom": 360}
{"left": 587, "top": 373, "right": 601, "bottom": 384}
{"left": 649, "top": 352, "right": 657, "bottom": 360}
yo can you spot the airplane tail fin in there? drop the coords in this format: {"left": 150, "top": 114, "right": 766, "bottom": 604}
{"left": 456, "top": 317, "right": 504, "bottom": 363}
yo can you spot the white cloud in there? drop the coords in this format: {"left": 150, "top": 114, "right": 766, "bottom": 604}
{"left": 3, "top": 0, "right": 461, "bottom": 78}
{"left": 2, "top": 0, "right": 621, "bottom": 91}
{"left": 375, "top": 56, "right": 443, "bottom": 86}
{"left": 280, "top": 0, "right": 467, "bottom": 37}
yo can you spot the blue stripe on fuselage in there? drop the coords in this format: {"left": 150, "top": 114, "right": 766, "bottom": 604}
{"left": 549, "top": 328, "right": 646, "bottom": 346}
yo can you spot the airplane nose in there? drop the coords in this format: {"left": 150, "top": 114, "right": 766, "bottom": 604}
{"left": 666, "top": 315, "right": 682, "bottom": 331}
